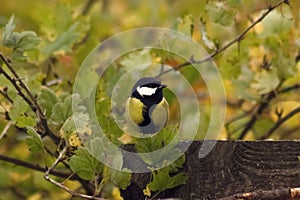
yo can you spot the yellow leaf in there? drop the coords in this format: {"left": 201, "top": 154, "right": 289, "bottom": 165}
{"left": 69, "top": 133, "right": 82, "bottom": 147}
{"left": 143, "top": 186, "right": 151, "bottom": 197}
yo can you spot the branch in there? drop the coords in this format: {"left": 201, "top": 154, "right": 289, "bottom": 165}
{"left": 218, "top": 187, "right": 300, "bottom": 200}
{"left": 0, "top": 52, "right": 59, "bottom": 144}
{"left": 44, "top": 146, "right": 105, "bottom": 200}
{"left": 0, "top": 121, "right": 12, "bottom": 141}
{"left": 157, "top": 0, "right": 289, "bottom": 78}
{"left": 0, "top": 87, "right": 13, "bottom": 103}
{"left": 237, "top": 82, "right": 300, "bottom": 140}
{"left": 81, "top": 0, "right": 97, "bottom": 16}
{"left": 259, "top": 106, "right": 300, "bottom": 140}
{"left": 0, "top": 154, "right": 72, "bottom": 179}
{"left": 238, "top": 91, "right": 277, "bottom": 140}
{"left": 278, "top": 83, "right": 300, "bottom": 94}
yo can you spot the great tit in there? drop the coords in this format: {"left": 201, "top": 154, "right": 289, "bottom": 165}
{"left": 127, "top": 77, "right": 169, "bottom": 134}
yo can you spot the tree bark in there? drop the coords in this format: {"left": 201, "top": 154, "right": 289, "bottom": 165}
{"left": 122, "top": 140, "right": 300, "bottom": 200}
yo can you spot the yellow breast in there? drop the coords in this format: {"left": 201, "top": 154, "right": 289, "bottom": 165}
{"left": 127, "top": 97, "right": 144, "bottom": 125}
{"left": 126, "top": 97, "right": 169, "bottom": 133}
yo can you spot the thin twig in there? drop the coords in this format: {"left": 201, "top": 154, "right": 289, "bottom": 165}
{"left": 82, "top": 0, "right": 97, "bottom": 16}
{"left": 0, "top": 154, "right": 72, "bottom": 179}
{"left": 259, "top": 106, "right": 300, "bottom": 140}
{"left": 278, "top": 83, "right": 300, "bottom": 94}
{"left": 238, "top": 89, "right": 278, "bottom": 140}
{"left": 0, "top": 52, "right": 59, "bottom": 144}
{"left": 156, "top": 0, "right": 288, "bottom": 78}
{"left": 44, "top": 146, "right": 104, "bottom": 200}
{"left": 0, "top": 88, "right": 13, "bottom": 103}
{"left": 0, "top": 121, "right": 12, "bottom": 141}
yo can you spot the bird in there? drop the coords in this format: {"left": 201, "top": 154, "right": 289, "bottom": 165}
{"left": 126, "top": 77, "right": 169, "bottom": 134}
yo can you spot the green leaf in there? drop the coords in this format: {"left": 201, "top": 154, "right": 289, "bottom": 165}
{"left": 259, "top": 8, "right": 293, "bottom": 38}
{"left": 1, "top": 15, "right": 16, "bottom": 45}
{"left": 173, "top": 14, "right": 194, "bottom": 37}
{"left": 38, "top": 87, "right": 58, "bottom": 118}
{"left": 147, "top": 168, "right": 188, "bottom": 192}
{"left": 9, "top": 96, "right": 36, "bottom": 128}
{"left": 136, "top": 125, "right": 178, "bottom": 152}
{"left": 136, "top": 125, "right": 183, "bottom": 168}
{"left": 15, "top": 115, "right": 36, "bottom": 128}
{"left": 95, "top": 85, "right": 123, "bottom": 146}
{"left": 90, "top": 137, "right": 123, "bottom": 170}
{"left": 109, "top": 168, "right": 132, "bottom": 190}
{"left": 251, "top": 68, "right": 280, "bottom": 95}
{"left": 11, "top": 31, "right": 40, "bottom": 51}
{"left": 1, "top": 15, "right": 40, "bottom": 51}
{"left": 253, "top": 118, "right": 274, "bottom": 139}
{"left": 120, "top": 50, "right": 152, "bottom": 72}
{"left": 42, "top": 22, "right": 81, "bottom": 57}
{"left": 69, "top": 147, "right": 103, "bottom": 180}
{"left": 26, "top": 126, "right": 44, "bottom": 153}
{"left": 206, "top": 2, "right": 236, "bottom": 26}
{"left": 51, "top": 93, "right": 85, "bottom": 124}
{"left": 60, "top": 112, "right": 91, "bottom": 144}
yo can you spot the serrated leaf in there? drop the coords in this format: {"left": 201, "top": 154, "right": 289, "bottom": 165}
{"left": 95, "top": 87, "right": 123, "bottom": 146}
{"left": 199, "top": 19, "right": 216, "bottom": 50}
{"left": 1, "top": 16, "right": 40, "bottom": 51}
{"left": 174, "top": 14, "right": 194, "bottom": 37}
{"left": 251, "top": 68, "right": 280, "bottom": 94}
{"left": 69, "top": 147, "right": 103, "bottom": 180}
{"left": 15, "top": 115, "right": 36, "bottom": 128}
{"left": 38, "top": 87, "right": 58, "bottom": 117}
{"left": 11, "top": 31, "right": 40, "bottom": 51}
{"left": 8, "top": 96, "right": 36, "bottom": 128}
{"left": 147, "top": 168, "right": 187, "bottom": 192}
{"left": 42, "top": 22, "right": 81, "bottom": 57}
{"left": 26, "top": 126, "right": 44, "bottom": 153}
{"left": 136, "top": 125, "right": 182, "bottom": 168}
{"left": 60, "top": 112, "right": 91, "bottom": 145}
{"left": 9, "top": 96, "right": 29, "bottom": 120}
{"left": 109, "top": 168, "right": 131, "bottom": 190}
{"left": 260, "top": 8, "right": 293, "bottom": 38}
{"left": 206, "top": 2, "right": 235, "bottom": 26}
{"left": 119, "top": 50, "right": 152, "bottom": 72}
{"left": 90, "top": 137, "right": 123, "bottom": 170}
{"left": 51, "top": 93, "right": 85, "bottom": 124}
{"left": 1, "top": 15, "right": 16, "bottom": 46}
{"left": 136, "top": 125, "right": 178, "bottom": 152}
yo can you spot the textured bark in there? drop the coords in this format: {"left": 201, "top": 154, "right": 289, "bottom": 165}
{"left": 121, "top": 140, "right": 300, "bottom": 200}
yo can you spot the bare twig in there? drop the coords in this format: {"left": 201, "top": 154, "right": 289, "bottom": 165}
{"left": 157, "top": 0, "right": 288, "bottom": 78}
{"left": 82, "top": 0, "right": 97, "bottom": 16}
{"left": 219, "top": 187, "right": 300, "bottom": 200}
{"left": 237, "top": 82, "right": 300, "bottom": 140}
{"left": 0, "top": 52, "right": 59, "bottom": 144}
{"left": 259, "top": 106, "right": 300, "bottom": 140}
{"left": 44, "top": 146, "right": 104, "bottom": 200}
{"left": 0, "top": 154, "right": 72, "bottom": 179}
{"left": 0, "top": 121, "right": 12, "bottom": 141}
{"left": 223, "top": 81, "right": 300, "bottom": 140}
{"left": 0, "top": 87, "right": 13, "bottom": 103}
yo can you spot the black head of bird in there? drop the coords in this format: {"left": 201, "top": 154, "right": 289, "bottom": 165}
{"left": 127, "top": 77, "right": 169, "bottom": 134}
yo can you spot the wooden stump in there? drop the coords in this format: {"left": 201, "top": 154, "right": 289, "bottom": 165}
{"left": 122, "top": 140, "right": 300, "bottom": 200}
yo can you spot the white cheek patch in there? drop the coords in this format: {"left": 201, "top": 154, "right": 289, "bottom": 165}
{"left": 137, "top": 86, "right": 157, "bottom": 96}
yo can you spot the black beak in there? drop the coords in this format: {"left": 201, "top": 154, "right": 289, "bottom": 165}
{"left": 160, "top": 84, "right": 167, "bottom": 89}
